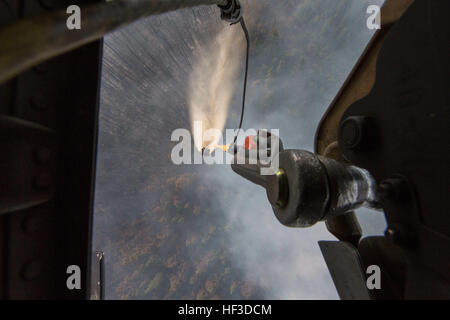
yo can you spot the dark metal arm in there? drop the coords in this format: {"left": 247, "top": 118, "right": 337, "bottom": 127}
{"left": 0, "top": 0, "right": 228, "bottom": 84}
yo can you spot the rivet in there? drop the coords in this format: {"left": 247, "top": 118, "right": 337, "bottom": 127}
{"left": 33, "top": 173, "right": 52, "bottom": 190}
{"left": 38, "top": 0, "right": 56, "bottom": 10}
{"left": 30, "top": 93, "right": 48, "bottom": 111}
{"left": 33, "top": 147, "right": 52, "bottom": 165}
{"left": 21, "top": 260, "right": 42, "bottom": 281}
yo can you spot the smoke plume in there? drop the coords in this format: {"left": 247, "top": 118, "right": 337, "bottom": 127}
{"left": 94, "top": 0, "right": 387, "bottom": 300}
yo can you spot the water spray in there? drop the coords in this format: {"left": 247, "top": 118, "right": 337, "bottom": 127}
{"left": 193, "top": 0, "right": 250, "bottom": 155}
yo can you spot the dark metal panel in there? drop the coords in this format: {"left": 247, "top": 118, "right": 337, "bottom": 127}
{"left": 314, "top": 0, "right": 414, "bottom": 157}
{"left": 0, "top": 0, "right": 103, "bottom": 299}
{"left": 339, "top": 0, "right": 450, "bottom": 298}
{"left": 90, "top": 251, "right": 104, "bottom": 300}
{"left": 314, "top": 1, "right": 415, "bottom": 244}
{"left": 319, "top": 241, "right": 371, "bottom": 300}
{"left": 358, "top": 236, "right": 406, "bottom": 299}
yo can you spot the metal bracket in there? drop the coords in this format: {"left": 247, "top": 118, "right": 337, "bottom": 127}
{"left": 319, "top": 241, "right": 372, "bottom": 300}
{"left": 90, "top": 251, "right": 105, "bottom": 300}
{"left": 218, "top": 0, "right": 242, "bottom": 25}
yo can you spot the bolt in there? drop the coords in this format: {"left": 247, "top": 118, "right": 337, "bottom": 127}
{"left": 385, "top": 228, "right": 399, "bottom": 243}
{"left": 339, "top": 116, "right": 374, "bottom": 150}
{"left": 385, "top": 226, "right": 414, "bottom": 247}
{"left": 34, "top": 173, "right": 52, "bottom": 190}
{"left": 33, "top": 147, "right": 52, "bottom": 165}
{"left": 379, "top": 181, "right": 396, "bottom": 200}
{"left": 378, "top": 177, "right": 408, "bottom": 202}
{"left": 30, "top": 93, "right": 48, "bottom": 111}
{"left": 21, "top": 260, "right": 42, "bottom": 281}
{"left": 38, "top": 0, "right": 56, "bottom": 10}
{"left": 22, "top": 210, "right": 50, "bottom": 233}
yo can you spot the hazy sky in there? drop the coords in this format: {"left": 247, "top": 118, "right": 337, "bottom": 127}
{"left": 94, "top": 0, "right": 385, "bottom": 300}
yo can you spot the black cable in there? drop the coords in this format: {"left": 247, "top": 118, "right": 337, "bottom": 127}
{"left": 218, "top": 0, "right": 249, "bottom": 146}
{"left": 234, "top": 17, "right": 250, "bottom": 144}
